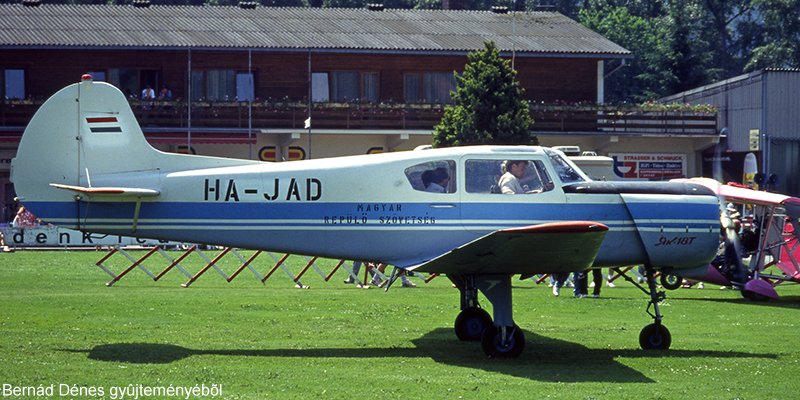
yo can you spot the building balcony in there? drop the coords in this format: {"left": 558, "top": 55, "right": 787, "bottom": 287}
{"left": 0, "top": 99, "right": 718, "bottom": 142}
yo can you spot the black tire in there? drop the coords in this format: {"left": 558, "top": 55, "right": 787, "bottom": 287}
{"left": 480, "top": 325, "right": 525, "bottom": 358}
{"left": 454, "top": 307, "right": 492, "bottom": 341}
{"left": 660, "top": 274, "right": 682, "bottom": 290}
{"left": 639, "top": 323, "right": 671, "bottom": 350}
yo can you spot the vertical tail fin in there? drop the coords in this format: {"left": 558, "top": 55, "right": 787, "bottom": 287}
{"left": 12, "top": 75, "right": 162, "bottom": 203}
{"left": 11, "top": 75, "right": 257, "bottom": 224}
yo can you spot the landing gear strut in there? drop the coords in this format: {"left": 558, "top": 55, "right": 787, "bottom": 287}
{"left": 452, "top": 276, "right": 492, "bottom": 341}
{"left": 454, "top": 308, "right": 492, "bottom": 341}
{"left": 481, "top": 324, "right": 525, "bottom": 358}
{"left": 614, "top": 265, "right": 672, "bottom": 350}
{"left": 450, "top": 274, "right": 525, "bottom": 357}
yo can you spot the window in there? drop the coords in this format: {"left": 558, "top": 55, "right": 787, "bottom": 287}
{"left": 404, "top": 73, "right": 422, "bottom": 102}
{"left": 311, "top": 73, "right": 330, "bottom": 102}
{"left": 465, "top": 159, "right": 554, "bottom": 194}
{"left": 316, "top": 71, "right": 380, "bottom": 102}
{"left": 404, "top": 72, "right": 457, "bottom": 103}
{"left": 236, "top": 72, "right": 254, "bottom": 102}
{"left": 107, "top": 68, "right": 138, "bottom": 99}
{"left": 3, "top": 69, "right": 25, "bottom": 100}
{"left": 107, "top": 68, "right": 160, "bottom": 100}
{"left": 206, "top": 70, "right": 236, "bottom": 101}
{"left": 424, "top": 72, "right": 456, "bottom": 103}
{"left": 404, "top": 160, "right": 456, "bottom": 193}
{"left": 191, "top": 69, "right": 244, "bottom": 101}
{"left": 543, "top": 148, "right": 587, "bottom": 184}
{"left": 331, "top": 71, "right": 358, "bottom": 101}
{"left": 362, "top": 72, "right": 378, "bottom": 102}
{"left": 85, "top": 71, "right": 106, "bottom": 82}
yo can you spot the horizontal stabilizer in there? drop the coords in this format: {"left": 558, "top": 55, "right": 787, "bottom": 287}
{"left": 413, "top": 221, "right": 609, "bottom": 275}
{"left": 50, "top": 183, "right": 160, "bottom": 198}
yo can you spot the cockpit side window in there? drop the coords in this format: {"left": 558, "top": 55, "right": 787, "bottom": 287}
{"left": 465, "top": 159, "right": 554, "bottom": 194}
{"left": 404, "top": 160, "right": 456, "bottom": 193}
{"left": 543, "top": 148, "right": 586, "bottom": 185}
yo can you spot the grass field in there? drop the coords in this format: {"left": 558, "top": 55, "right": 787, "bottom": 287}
{"left": 2, "top": 250, "right": 800, "bottom": 399}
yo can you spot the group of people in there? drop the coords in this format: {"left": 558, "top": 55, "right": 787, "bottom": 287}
{"left": 550, "top": 269, "right": 616, "bottom": 298}
{"left": 340, "top": 261, "right": 617, "bottom": 295}
{"left": 141, "top": 84, "right": 172, "bottom": 101}
{"left": 343, "top": 260, "right": 417, "bottom": 288}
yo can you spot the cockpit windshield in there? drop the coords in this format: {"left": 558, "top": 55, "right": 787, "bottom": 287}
{"left": 543, "top": 148, "right": 587, "bottom": 185}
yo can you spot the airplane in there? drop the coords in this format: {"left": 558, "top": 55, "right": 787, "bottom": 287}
{"left": 660, "top": 178, "right": 800, "bottom": 301}
{"left": 11, "top": 75, "right": 722, "bottom": 358}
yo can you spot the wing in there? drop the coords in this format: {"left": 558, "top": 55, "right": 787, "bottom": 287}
{"left": 412, "top": 221, "right": 608, "bottom": 275}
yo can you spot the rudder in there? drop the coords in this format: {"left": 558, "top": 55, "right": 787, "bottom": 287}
{"left": 12, "top": 75, "right": 166, "bottom": 222}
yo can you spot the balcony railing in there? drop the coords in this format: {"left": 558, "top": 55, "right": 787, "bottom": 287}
{"left": 1, "top": 99, "right": 718, "bottom": 137}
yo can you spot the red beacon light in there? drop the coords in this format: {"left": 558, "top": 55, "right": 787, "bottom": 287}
{"left": 81, "top": 74, "right": 93, "bottom": 81}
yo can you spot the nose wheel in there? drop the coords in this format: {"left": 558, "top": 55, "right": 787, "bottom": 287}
{"left": 639, "top": 323, "right": 671, "bottom": 350}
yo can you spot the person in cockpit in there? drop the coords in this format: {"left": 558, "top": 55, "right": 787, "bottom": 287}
{"left": 498, "top": 160, "right": 527, "bottom": 194}
{"left": 425, "top": 167, "right": 450, "bottom": 193}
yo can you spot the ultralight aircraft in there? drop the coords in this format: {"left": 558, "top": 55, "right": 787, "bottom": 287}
{"left": 662, "top": 178, "right": 800, "bottom": 301}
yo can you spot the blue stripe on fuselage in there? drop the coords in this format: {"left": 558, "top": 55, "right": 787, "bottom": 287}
{"left": 26, "top": 200, "right": 716, "bottom": 229}
{"left": 24, "top": 200, "right": 717, "bottom": 268}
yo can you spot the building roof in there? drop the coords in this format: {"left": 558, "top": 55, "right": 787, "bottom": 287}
{"left": 661, "top": 68, "right": 800, "bottom": 102}
{"left": 0, "top": 3, "right": 630, "bottom": 57}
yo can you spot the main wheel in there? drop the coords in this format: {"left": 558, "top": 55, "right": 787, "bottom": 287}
{"left": 660, "top": 274, "right": 682, "bottom": 290}
{"left": 480, "top": 325, "right": 525, "bottom": 358}
{"left": 639, "top": 323, "right": 671, "bottom": 350}
{"left": 454, "top": 307, "right": 492, "bottom": 341}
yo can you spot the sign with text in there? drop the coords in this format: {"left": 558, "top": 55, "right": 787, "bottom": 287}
{"left": 1, "top": 225, "right": 184, "bottom": 247}
{"left": 610, "top": 153, "right": 687, "bottom": 180}
{"left": 749, "top": 129, "right": 760, "bottom": 151}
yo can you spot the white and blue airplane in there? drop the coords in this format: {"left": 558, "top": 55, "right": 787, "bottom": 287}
{"left": 11, "top": 76, "right": 722, "bottom": 358}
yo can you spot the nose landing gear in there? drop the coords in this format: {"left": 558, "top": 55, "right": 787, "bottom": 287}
{"left": 613, "top": 264, "right": 672, "bottom": 350}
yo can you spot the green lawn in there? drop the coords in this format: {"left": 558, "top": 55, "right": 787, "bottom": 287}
{"left": 1, "top": 250, "right": 799, "bottom": 399}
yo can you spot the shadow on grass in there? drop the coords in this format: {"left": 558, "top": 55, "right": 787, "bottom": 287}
{"left": 64, "top": 328, "right": 776, "bottom": 383}
{"left": 671, "top": 294, "right": 800, "bottom": 309}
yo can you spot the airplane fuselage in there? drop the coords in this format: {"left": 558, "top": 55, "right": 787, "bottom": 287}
{"left": 20, "top": 147, "right": 720, "bottom": 273}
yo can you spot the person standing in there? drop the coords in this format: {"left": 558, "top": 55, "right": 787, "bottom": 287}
{"left": 551, "top": 272, "right": 569, "bottom": 297}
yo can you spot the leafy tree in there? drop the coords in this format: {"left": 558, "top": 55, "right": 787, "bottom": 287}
{"left": 745, "top": 0, "right": 800, "bottom": 70}
{"left": 698, "top": 0, "right": 755, "bottom": 77}
{"left": 580, "top": 5, "right": 675, "bottom": 101}
{"left": 432, "top": 42, "right": 535, "bottom": 147}
{"left": 582, "top": 0, "right": 666, "bottom": 18}
{"left": 262, "top": 0, "right": 308, "bottom": 6}
{"left": 668, "top": 0, "right": 718, "bottom": 93}
{"left": 524, "top": 0, "right": 583, "bottom": 18}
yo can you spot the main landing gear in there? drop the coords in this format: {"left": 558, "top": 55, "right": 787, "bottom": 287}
{"left": 451, "top": 274, "right": 525, "bottom": 358}
{"left": 613, "top": 265, "right": 672, "bottom": 350}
